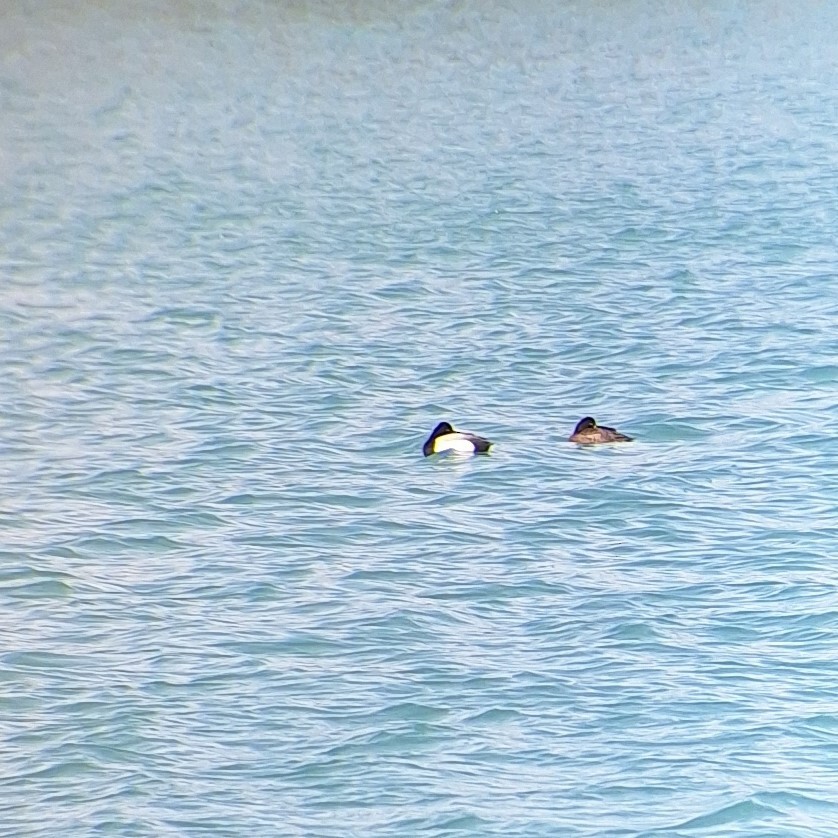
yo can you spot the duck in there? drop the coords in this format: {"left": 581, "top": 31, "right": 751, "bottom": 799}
{"left": 423, "top": 421, "right": 492, "bottom": 457}
{"left": 569, "top": 416, "right": 633, "bottom": 444}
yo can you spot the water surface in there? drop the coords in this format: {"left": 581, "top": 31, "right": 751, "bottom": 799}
{"left": 2, "top": 1, "right": 838, "bottom": 835}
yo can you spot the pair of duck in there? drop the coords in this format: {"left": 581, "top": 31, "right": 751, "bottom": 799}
{"left": 423, "top": 417, "right": 632, "bottom": 456}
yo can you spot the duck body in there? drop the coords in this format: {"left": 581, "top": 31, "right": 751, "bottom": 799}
{"left": 569, "top": 416, "right": 632, "bottom": 444}
{"left": 423, "top": 421, "right": 492, "bottom": 457}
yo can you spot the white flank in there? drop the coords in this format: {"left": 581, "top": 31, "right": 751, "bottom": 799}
{"left": 433, "top": 433, "right": 477, "bottom": 455}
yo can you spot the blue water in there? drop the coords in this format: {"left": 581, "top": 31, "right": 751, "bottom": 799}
{"left": 2, "top": 2, "right": 838, "bottom": 835}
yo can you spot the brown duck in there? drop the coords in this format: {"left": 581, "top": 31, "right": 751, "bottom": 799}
{"left": 569, "top": 416, "right": 633, "bottom": 444}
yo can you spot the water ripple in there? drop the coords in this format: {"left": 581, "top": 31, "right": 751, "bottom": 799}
{"left": 2, "top": 1, "right": 838, "bottom": 836}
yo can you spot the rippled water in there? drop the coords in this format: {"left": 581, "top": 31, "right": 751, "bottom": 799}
{"left": 2, "top": 1, "right": 838, "bottom": 835}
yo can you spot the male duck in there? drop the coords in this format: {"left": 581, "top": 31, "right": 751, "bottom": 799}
{"left": 423, "top": 421, "right": 492, "bottom": 457}
{"left": 569, "top": 416, "right": 633, "bottom": 444}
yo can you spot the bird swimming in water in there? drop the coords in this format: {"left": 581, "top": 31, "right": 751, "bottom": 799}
{"left": 568, "top": 416, "right": 633, "bottom": 444}
{"left": 423, "top": 421, "right": 492, "bottom": 457}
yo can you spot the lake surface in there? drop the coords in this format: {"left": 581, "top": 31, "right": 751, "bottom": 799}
{"left": 2, "top": 1, "right": 837, "bottom": 835}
